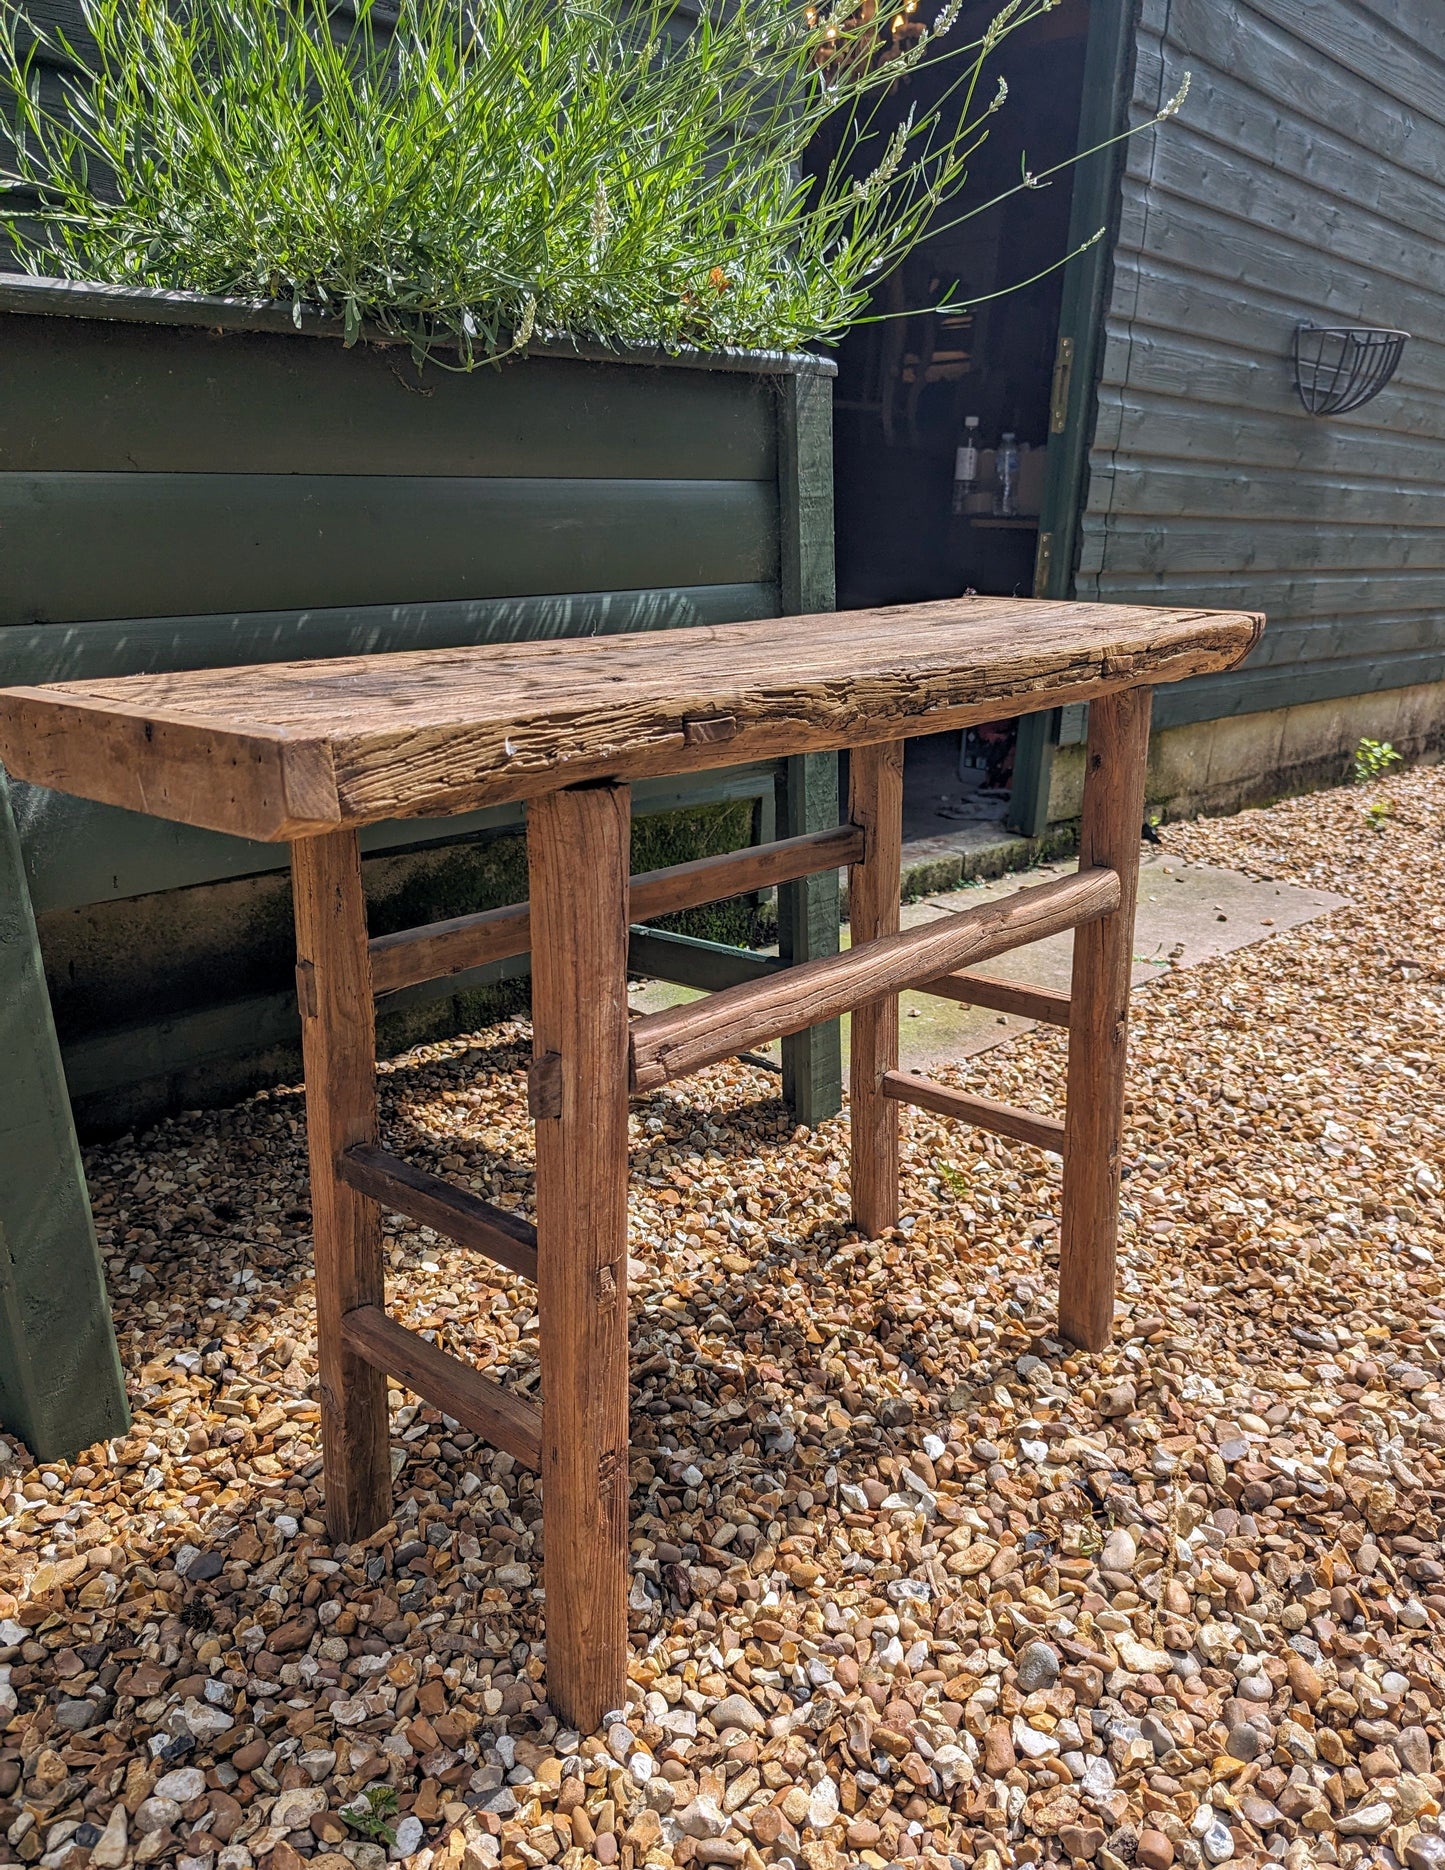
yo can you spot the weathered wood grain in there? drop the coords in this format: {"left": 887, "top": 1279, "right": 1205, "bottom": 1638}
{"left": 336, "top": 1144, "right": 538, "bottom": 1283}
{"left": 632, "top": 822, "right": 859, "bottom": 919}
{"left": 292, "top": 830, "right": 392, "bottom": 1541}
{"left": 528, "top": 782, "right": 632, "bottom": 1731}
{"left": 0, "top": 690, "right": 342, "bottom": 840}
{"left": 0, "top": 601, "right": 1261, "bottom": 839}
{"left": 848, "top": 740, "right": 903, "bottom": 1236}
{"left": 341, "top": 1305, "right": 542, "bottom": 1471}
{"left": 921, "top": 970, "right": 1073, "bottom": 1027}
{"left": 882, "top": 1071, "right": 1065, "bottom": 1154}
{"left": 370, "top": 899, "right": 531, "bottom": 997}
{"left": 368, "top": 822, "right": 863, "bottom": 995}
{"left": 630, "top": 866, "right": 1121, "bottom": 1094}
{"left": 1058, "top": 689, "right": 1152, "bottom": 1351}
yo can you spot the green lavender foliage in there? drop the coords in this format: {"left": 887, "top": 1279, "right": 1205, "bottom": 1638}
{"left": 0, "top": 0, "right": 1110, "bottom": 359}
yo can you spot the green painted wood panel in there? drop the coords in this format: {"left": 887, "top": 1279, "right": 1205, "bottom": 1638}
{"left": 0, "top": 582, "right": 778, "bottom": 685}
{"left": 1153, "top": 649, "right": 1445, "bottom": 731}
{"left": 1081, "top": 518, "right": 1439, "bottom": 579}
{"left": 3, "top": 473, "right": 776, "bottom": 625}
{"left": 1169, "top": 613, "right": 1445, "bottom": 673}
{"left": 1094, "top": 370, "right": 1445, "bottom": 475}
{"left": 627, "top": 927, "right": 784, "bottom": 991}
{"left": 1102, "top": 180, "right": 1445, "bottom": 426}
{"left": 1065, "top": 567, "right": 1443, "bottom": 626}
{"left": 1085, "top": 460, "right": 1445, "bottom": 530}
{"left": 0, "top": 764, "right": 128, "bottom": 1459}
{"left": 1079, "top": 0, "right": 1445, "bottom": 726}
{"left": 1132, "top": 16, "right": 1444, "bottom": 271}
{"left": 0, "top": 313, "right": 778, "bottom": 480}
{"left": 774, "top": 369, "right": 841, "bottom": 1126}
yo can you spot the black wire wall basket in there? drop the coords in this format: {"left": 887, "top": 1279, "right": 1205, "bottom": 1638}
{"left": 1292, "top": 322, "right": 1409, "bottom": 416}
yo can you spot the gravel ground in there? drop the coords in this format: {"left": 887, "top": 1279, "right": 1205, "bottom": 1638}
{"left": 1, "top": 764, "right": 1442, "bottom": 1870}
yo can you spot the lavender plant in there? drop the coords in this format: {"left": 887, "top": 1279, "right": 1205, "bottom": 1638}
{"left": 0, "top": 0, "right": 1184, "bottom": 361}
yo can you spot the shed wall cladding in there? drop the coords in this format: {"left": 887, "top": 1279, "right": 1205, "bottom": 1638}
{"left": 1078, "top": 0, "right": 1445, "bottom": 734}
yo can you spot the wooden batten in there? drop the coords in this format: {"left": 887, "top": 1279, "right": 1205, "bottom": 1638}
{"left": 921, "top": 970, "right": 1073, "bottom": 1027}
{"left": 370, "top": 899, "right": 530, "bottom": 997}
{"left": 630, "top": 865, "right": 1120, "bottom": 1092}
{"left": 340, "top": 1304, "right": 543, "bottom": 1471}
{"left": 367, "top": 821, "right": 865, "bottom": 996}
{"left": 631, "top": 821, "right": 863, "bottom": 919}
{"left": 882, "top": 1071, "right": 1065, "bottom": 1154}
{"left": 337, "top": 1143, "right": 539, "bottom": 1283}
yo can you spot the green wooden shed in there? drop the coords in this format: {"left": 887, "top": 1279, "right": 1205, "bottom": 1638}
{"left": 827, "top": 0, "right": 1444, "bottom": 841}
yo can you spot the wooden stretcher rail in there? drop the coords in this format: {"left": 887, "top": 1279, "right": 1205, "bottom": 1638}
{"left": 882, "top": 1070, "right": 1066, "bottom": 1154}
{"left": 337, "top": 1143, "right": 539, "bottom": 1283}
{"left": 368, "top": 821, "right": 865, "bottom": 995}
{"left": 341, "top": 1304, "right": 543, "bottom": 1471}
{"left": 630, "top": 865, "right": 1120, "bottom": 1093}
{"left": 920, "top": 970, "right": 1073, "bottom": 1027}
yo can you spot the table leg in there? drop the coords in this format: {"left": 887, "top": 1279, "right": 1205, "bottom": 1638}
{"left": 1059, "top": 688, "right": 1153, "bottom": 1350}
{"left": 777, "top": 752, "right": 843, "bottom": 1126}
{"left": 528, "top": 782, "right": 632, "bottom": 1731}
{"left": 849, "top": 739, "right": 904, "bottom": 1235}
{"left": 292, "top": 830, "right": 391, "bottom": 1541}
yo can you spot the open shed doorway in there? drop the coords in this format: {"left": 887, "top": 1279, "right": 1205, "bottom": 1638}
{"left": 816, "top": 0, "right": 1093, "bottom": 848}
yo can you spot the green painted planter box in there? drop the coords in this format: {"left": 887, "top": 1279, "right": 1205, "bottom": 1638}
{"left": 0, "top": 275, "right": 839, "bottom": 1460}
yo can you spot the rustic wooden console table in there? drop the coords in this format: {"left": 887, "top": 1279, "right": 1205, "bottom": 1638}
{"left": 0, "top": 597, "right": 1259, "bottom": 1727}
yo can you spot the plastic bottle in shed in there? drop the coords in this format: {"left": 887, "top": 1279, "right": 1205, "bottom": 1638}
{"left": 951, "top": 415, "right": 980, "bottom": 516}
{"left": 994, "top": 431, "right": 1020, "bottom": 517}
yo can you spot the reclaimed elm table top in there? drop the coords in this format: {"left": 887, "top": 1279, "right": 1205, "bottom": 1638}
{"left": 0, "top": 598, "right": 1262, "bottom": 840}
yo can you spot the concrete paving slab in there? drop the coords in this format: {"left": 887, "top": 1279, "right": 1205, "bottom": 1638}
{"left": 627, "top": 850, "right": 1349, "bottom": 1082}
{"left": 884, "top": 851, "right": 1348, "bottom": 1076}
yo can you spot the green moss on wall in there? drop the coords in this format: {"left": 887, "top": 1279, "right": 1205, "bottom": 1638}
{"left": 50, "top": 795, "right": 773, "bottom": 1136}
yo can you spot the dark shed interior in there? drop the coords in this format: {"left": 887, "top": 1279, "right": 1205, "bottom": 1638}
{"left": 814, "top": 0, "right": 1091, "bottom": 836}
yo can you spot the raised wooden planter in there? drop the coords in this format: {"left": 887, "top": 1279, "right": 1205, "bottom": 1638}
{"left": 0, "top": 275, "right": 839, "bottom": 1460}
